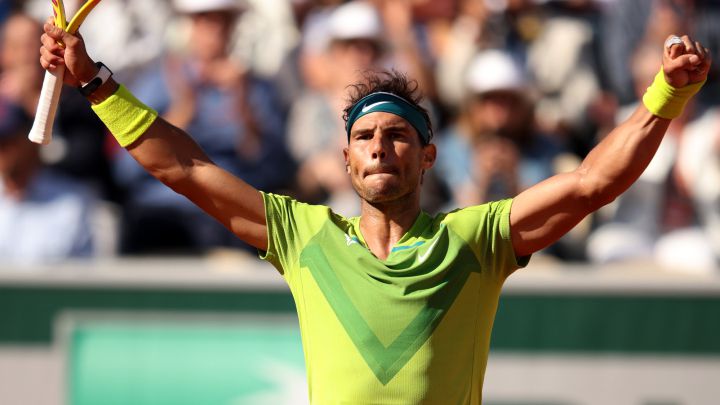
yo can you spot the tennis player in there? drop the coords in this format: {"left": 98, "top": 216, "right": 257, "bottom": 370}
{"left": 40, "top": 21, "right": 711, "bottom": 404}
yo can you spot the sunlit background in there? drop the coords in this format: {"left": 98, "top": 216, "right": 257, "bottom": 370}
{"left": 1, "top": 0, "right": 719, "bottom": 404}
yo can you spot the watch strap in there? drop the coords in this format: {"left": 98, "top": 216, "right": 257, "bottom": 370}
{"left": 79, "top": 62, "right": 113, "bottom": 97}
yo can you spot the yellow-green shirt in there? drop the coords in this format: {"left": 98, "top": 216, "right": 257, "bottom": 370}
{"left": 260, "top": 193, "right": 529, "bottom": 404}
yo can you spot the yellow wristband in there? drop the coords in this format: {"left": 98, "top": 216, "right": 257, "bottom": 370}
{"left": 91, "top": 84, "right": 158, "bottom": 147}
{"left": 642, "top": 68, "right": 705, "bottom": 119}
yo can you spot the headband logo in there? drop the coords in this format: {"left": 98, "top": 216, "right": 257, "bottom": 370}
{"left": 361, "top": 101, "right": 392, "bottom": 113}
{"left": 346, "top": 92, "right": 431, "bottom": 143}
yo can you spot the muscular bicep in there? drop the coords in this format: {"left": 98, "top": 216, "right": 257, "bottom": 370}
{"left": 509, "top": 171, "right": 592, "bottom": 257}
{"left": 126, "top": 118, "right": 268, "bottom": 251}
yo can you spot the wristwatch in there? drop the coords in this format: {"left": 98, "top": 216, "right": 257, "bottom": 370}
{"left": 79, "top": 62, "right": 113, "bottom": 97}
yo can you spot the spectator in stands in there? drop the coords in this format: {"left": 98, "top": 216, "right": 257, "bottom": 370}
{"left": 0, "top": 2, "right": 10, "bottom": 25}
{"left": 25, "top": 0, "right": 172, "bottom": 79}
{"left": 432, "top": 0, "right": 503, "bottom": 109}
{"left": 526, "top": 0, "right": 604, "bottom": 157}
{"left": 233, "top": 0, "right": 300, "bottom": 81}
{"left": 600, "top": 0, "right": 720, "bottom": 108}
{"left": 599, "top": 0, "right": 686, "bottom": 107}
{"left": 0, "top": 12, "right": 43, "bottom": 116}
{"left": 113, "top": 0, "right": 293, "bottom": 254}
{"left": 374, "top": 0, "right": 438, "bottom": 99}
{"left": 272, "top": 0, "right": 346, "bottom": 112}
{"left": 677, "top": 106, "right": 720, "bottom": 268}
{"left": 0, "top": 12, "right": 114, "bottom": 201}
{"left": 436, "top": 49, "right": 563, "bottom": 208}
{"left": 0, "top": 97, "right": 95, "bottom": 264}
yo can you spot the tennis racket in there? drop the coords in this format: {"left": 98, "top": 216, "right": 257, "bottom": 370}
{"left": 29, "top": 0, "right": 103, "bottom": 145}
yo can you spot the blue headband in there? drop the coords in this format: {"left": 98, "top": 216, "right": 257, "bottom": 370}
{"left": 345, "top": 92, "right": 431, "bottom": 143}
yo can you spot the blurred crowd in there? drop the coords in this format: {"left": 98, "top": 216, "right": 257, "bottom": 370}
{"left": 0, "top": 0, "right": 718, "bottom": 271}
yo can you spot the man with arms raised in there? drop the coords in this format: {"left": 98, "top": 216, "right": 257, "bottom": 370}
{"left": 40, "top": 21, "right": 710, "bottom": 404}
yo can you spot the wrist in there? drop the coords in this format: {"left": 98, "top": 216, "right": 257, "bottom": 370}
{"left": 79, "top": 62, "right": 115, "bottom": 103}
{"left": 91, "top": 84, "right": 158, "bottom": 147}
{"left": 77, "top": 61, "right": 100, "bottom": 85}
{"left": 642, "top": 68, "right": 706, "bottom": 119}
{"left": 87, "top": 78, "right": 120, "bottom": 105}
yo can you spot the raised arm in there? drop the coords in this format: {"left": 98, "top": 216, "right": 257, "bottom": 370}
{"left": 509, "top": 35, "right": 712, "bottom": 257}
{"left": 39, "top": 20, "right": 268, "bottom": 250}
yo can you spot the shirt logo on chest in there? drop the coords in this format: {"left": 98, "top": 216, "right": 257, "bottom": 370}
{"left": 345, "top": 234, "right": 359, "bottom": 246}
{"left": 418, "top": 235, "right": 441, "bottom": 263}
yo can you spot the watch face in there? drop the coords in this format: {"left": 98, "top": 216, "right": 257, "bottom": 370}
{"left": 80, "top": 64, "right": 112, "bottom": 97}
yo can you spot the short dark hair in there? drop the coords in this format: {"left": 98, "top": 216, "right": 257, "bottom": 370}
{"left": 343, "top": 70, "right": 434, "bottom": 144}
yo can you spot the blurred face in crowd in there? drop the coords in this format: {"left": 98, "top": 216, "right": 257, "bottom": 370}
{"left": 329, "top": 38, "right": 381, "bottom": 74}
{"left": 188, "top": 10, "right": 238, "bottom": 61}
{"left": 1, "top": 14, "right": 42, "bottom": 71}
{"left": 0, "top": 131, "right": 37, "bottom": 182}
{"left": 459, "top": 0, "right": 489, "bottom": 21}
{"left": 411, "top": 0, "right": 457, "bottom": 22}
{"left": 467, "top": 90, "right": 533, "bottom": 140}
{"left": 344, "top": 112, "right": 435, "bottom": 204}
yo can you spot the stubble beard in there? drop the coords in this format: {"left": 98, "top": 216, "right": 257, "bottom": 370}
{"left": 354, "top": 175, "right": 419, "bottom": 206}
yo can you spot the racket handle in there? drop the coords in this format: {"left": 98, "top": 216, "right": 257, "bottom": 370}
{"left": 28, "top": 67, "right": 65, "bottom": 145}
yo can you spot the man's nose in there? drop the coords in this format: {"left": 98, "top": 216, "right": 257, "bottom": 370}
{"left": 370, "top": 132, "right": 387, "bottom": 160}
{"left": 372, "top": 137, "right": 387, "bottom": 159}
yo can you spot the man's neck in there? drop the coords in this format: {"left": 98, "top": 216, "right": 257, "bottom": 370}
{"left": 358, "top": 197, "right": 422, "bottom": 260}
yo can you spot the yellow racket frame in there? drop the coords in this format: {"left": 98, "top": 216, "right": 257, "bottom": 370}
{"left": 51, "top": 0, "right": 67, "bottom": 30}
{"left": 67, "top": 0, "right": 103, "bottom": 34}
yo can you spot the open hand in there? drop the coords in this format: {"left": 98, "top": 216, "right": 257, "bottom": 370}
{"left": 663, "top": 34, "right": 712, "bottom": 88}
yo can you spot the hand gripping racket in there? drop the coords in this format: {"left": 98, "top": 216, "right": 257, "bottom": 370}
{"left": 29, "top": 0, "right": 103, "bottom": 145}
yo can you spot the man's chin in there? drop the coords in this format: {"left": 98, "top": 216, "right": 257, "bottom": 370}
{"left": 358, "top": 184, "right": 406, "bottom": 204}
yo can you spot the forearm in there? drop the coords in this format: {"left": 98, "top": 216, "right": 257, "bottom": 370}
{"left": 89, "top": 79, "right": 267, "bottom": 247}
{"left": 130, "top": 121, "right": 266, "bottom": 240}
{"left": 125, "top": 117, "right": 211, "bottom": 189}
{"left": 576, "top": 106, "right": 671, "bottom": 210}
{"left": 88, "top": 78, "right": 205, "bottom": 187}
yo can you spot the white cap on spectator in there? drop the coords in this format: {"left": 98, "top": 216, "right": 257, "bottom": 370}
{"left": 465, "top": 50, "right": 527, "bottom": 94}
{"left": 328, "top": 1, "right": 382, "bottom": 41}
{"left": 173, "top": 0, "right": 245, "bottom": 14}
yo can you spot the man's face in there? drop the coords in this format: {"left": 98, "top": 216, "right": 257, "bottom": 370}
{"left": 188, "top": 11, "right": 237, "bottom": 61}
{"left": 343, "top": 112, "right": 435, "bottom": 204}
{"left": 0, "top": 132, "right": 35, "bottom": 178}
{"left": 467, "top": 90, "right": 531, "bottom": 138}
{"left": 1, "top": 15, "right": 41, "bottom": 70}
{"left": 329, "top": 38, "right": 381, "bottom": 73}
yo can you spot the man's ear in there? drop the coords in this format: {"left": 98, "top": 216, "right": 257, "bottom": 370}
{"left": 422, "top": 143, "right": 437, "bottom": 170}
{"left": 343, "top": 147, "right": 350, "bottom": 174}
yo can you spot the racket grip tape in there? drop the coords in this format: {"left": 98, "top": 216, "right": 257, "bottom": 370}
{"left": 28, "top": 67, "right": 65, "bottom": 145}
